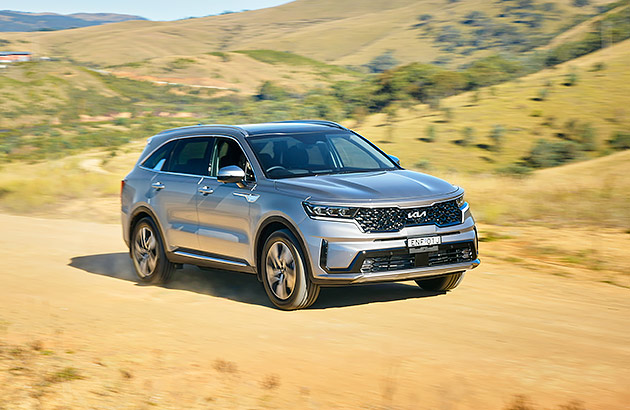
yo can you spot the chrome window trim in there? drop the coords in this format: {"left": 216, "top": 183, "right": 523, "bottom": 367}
{"left": 139, "top": 134, "right": 258, "bottom": 183}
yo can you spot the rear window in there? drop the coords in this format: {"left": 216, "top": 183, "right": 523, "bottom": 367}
{"left": 163, "top": 138, "right": 214, "bottom": 176}
{"left": 142, "top": 141, "right": 175, "bottom": 171}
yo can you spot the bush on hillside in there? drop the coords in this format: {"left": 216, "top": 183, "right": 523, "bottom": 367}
{"left": 608, "top": 131, "right": 630, "bottom": 150}
{"left": 255, "top": 81, "right": 288, "bottom": 101}
{"left": 489, "top": 125, "right": 506, "bottom": 151}
{"left": 365, "top": 51, "right": 399, "bottom": 73}
{"left": 523, "top": 139, "right": 582, "bottom": 168}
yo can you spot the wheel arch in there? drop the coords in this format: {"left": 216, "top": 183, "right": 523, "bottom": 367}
{"left": 128, "top": 205, "right": 168, "bottom": 256}
{"left": 254, "top": 216, "right": 311, "bottom": 282}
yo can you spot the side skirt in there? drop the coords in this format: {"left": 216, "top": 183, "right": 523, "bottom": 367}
{"left": 166, "top": 248, "right": 256, "bottom": 274}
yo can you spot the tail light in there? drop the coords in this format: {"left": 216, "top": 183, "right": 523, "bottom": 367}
{"left": 120, "top": 179, "right": 126, "bottom": 202}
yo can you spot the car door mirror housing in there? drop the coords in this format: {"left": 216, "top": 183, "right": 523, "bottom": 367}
{"left": 388, "top": 154, "right": 401, "bottom": 166}
{"left": 218, "top": 165, "right": 246, "bottom": 186}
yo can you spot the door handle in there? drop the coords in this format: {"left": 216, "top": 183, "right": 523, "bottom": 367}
{"left": 198, "top": 186, "right": 214, "bottom": 195}
{"left": 151, "top": 182, "right": 165, "bottom": 190}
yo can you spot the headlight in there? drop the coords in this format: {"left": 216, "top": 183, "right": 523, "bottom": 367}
{"left": 456, "top": 195, "right": 465, "bottom": 208}
{"left": 303, "top": 202, "right": 358, "bottom": 219}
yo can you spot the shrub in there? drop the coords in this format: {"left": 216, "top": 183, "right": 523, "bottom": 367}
{"left": 523, "top": 139, "right": 581, "bottom": 168}
{"left": 579, "top": 123, "right": 597, "bottom": 151}
{"left": 255, "top": 81, "right": 287, "bottom": 101}
{"left": 425, "top": 125, "right": 437, "bottom": 142}
{"left": 563, "top": 71, "right": 579, "bottom": 86}
{"left": 461, "top": 126, "right": 475, "bottom": 146}
{"left": 572, "top": 0, "right": 590, "bottom": 7}
{"left": 489, "top": 125, "right": 506, "bottom": 151}
{"left": 535, "top": 88, "right": 548, "bottom": 101}
{"left": 497, "top": 163, "right": 532, "bottom": 176}
{"left": 365, "top": 51, "right": 399, "bottom": 73}
{"left": 608, "top": 131, "right": 630, "bottom": 150}
{"left": 590, "top": 62, "right": 606, "bottom": 71}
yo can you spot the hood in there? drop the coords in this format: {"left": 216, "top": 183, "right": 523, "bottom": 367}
{"left": 274, "top": 170, "right": 459, "bottom": 205}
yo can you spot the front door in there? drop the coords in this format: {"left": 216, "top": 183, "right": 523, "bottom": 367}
{"left": 196, "top": 137, "right": 257, "bottom": 262}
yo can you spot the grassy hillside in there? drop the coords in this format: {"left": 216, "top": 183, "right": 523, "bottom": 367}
{"left": 349, "top": 38, "right": 630, "bottom": 173}
{"left": 0, "top": 0, "right": 615, "bottom": 68}
{"left": 105, "top": 50, "right": 359, "bottom": 95}
{"left": 0, "top": 10, "right": 145, "bottom": 32}
{"left": 0, "top": 53, "right": 364, "bottom": 160}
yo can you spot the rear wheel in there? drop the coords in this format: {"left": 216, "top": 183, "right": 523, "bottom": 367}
{"left": 131, "top": 217, "right": 175, "bottom": 284}
{"left": 415, "top": 272, "right": 464, "bottom": 292}
{"left": 261, "top": 229, "right": 320, "bottom": 310}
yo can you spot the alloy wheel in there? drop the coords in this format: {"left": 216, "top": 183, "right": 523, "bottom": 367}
{"left": 265, "top": 241, "right": 297, "bottom": 300}
{"left": 134, "top": 226, "right": 158, "bottom": 278}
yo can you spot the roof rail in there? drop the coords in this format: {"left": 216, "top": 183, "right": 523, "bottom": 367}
{"left": 154, "top": 124, "right": 248, "bottom": 136}
{"left": 272, "top": 120, "right": 347, "bottom": 130}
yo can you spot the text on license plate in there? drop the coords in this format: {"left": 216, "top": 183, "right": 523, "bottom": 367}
{"left": 407, "top": 236, "right": 441, "bottom": 248}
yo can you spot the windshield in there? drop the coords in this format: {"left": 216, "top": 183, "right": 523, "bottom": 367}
{"left": 247, "top": 131, "right": 398, "bottom": 179}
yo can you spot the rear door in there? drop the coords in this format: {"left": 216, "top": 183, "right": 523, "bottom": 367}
{"left": 196, "top": 137, "right": 257, "bottom": 262}
{"left": 149, "top": 137, "right": 214, "bottom": 251}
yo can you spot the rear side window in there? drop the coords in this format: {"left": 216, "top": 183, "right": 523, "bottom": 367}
{"left": 163, "top": 138, "right": 214, "bottom": 176}
{"left": 142, "top": 141, "right": 175, "bottom": 171}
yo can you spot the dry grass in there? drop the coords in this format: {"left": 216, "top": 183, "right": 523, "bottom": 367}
{"left": 0, "top": 0, "right": 605, "bottom": 67}
{"left": 447, "top": 150, "right": 630, "bottom": 228}
{"left": 350, "top": 39, "right": 630, "bottom": 175}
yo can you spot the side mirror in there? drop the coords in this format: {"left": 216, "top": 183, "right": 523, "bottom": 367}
{"left": 388, "top": 154, "right": 401, "bottom": 166}
{"left": 217, "top": 165, "right": 246, "bottom": 187}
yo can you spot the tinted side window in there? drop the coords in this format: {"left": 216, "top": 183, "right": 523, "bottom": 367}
{"left": 212, "top": 138, "right": 255, "bottom": 181}
{"left": 142, "top": 141, "right": 175, "bottom": 171}
{"left": 164, "top": 138, "right": 213, "bottom": 175}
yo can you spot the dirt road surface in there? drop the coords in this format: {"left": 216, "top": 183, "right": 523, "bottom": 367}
{"left": 0, "top": 213, "right": 628, "bottom": 409}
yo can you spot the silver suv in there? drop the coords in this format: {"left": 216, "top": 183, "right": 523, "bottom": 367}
{"left": 121, "top": 121, "right": 479, "bottom": 309}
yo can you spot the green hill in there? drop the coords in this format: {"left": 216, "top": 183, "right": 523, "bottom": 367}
{"left": 349, "top": 37, "right": 630, "bottom": 174}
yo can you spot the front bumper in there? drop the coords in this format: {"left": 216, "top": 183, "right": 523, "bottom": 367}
{"left": 298, "top": 207, "right": 479, "bottom": 286}
{"left": 313, "top": 258, "right": 480, "bottom": 284}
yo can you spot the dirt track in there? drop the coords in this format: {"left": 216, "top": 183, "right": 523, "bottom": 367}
{"left": 0, "top": 213, "right": 628, "bottom": 409}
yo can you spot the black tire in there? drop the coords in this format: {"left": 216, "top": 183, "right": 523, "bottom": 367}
{"left": 415, "top": 272, "right": 464, "bottom": 292}
{"left": 130, "top": 217, "right": 175, "bottom": 285}
{"left": 261, "top": 229, "right": 320, "bottom": 310}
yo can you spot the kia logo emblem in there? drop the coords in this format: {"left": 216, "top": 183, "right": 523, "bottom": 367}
{"left": 407, "top": 210, "right": 427, "bottom": 219}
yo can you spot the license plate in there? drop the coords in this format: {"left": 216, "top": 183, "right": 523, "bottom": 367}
{"left": 408, "top": 236, "right": 441, "bottom": 248}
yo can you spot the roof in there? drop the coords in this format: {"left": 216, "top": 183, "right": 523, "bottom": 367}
{"left": 154, "top": 120, "right": 348, "bottom": 140}
{"left": 238, "top": 120, "right": 347, "bottom": 136}
{"left": 141, "top": 120, "right": 350, "bottom": 164}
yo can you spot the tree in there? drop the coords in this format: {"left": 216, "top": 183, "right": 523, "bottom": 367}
{"left": 489, "top": 125, "right": 506, "bottom": 151}
{"left": 365, "top": 51, "right": 399, "bottom": 73}
{"left": 572, "top": 0, "right": 590, "bottom": 7}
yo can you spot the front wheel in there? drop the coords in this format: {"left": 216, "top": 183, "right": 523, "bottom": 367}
{"left": 261, "top": 229, "right": 320, "bottom": 310}
{"left": 131, "top": 217, "right": 175, "bottom": 284}
{"left": 415, "top": 272, "right": 464, "bottom": 292}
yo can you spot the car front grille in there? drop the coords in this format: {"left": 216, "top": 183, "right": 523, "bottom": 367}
{"left": 427, "top": 242, "right": 474, "bottom": 267}
{"left": 354, "top": 199, "right": 462, "bottom": 233}
{"left": 356, "top": 242, "right": 475, "bottom": 274}
{"left": 360, "top": 255, "right": 415, "bottom": 273}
